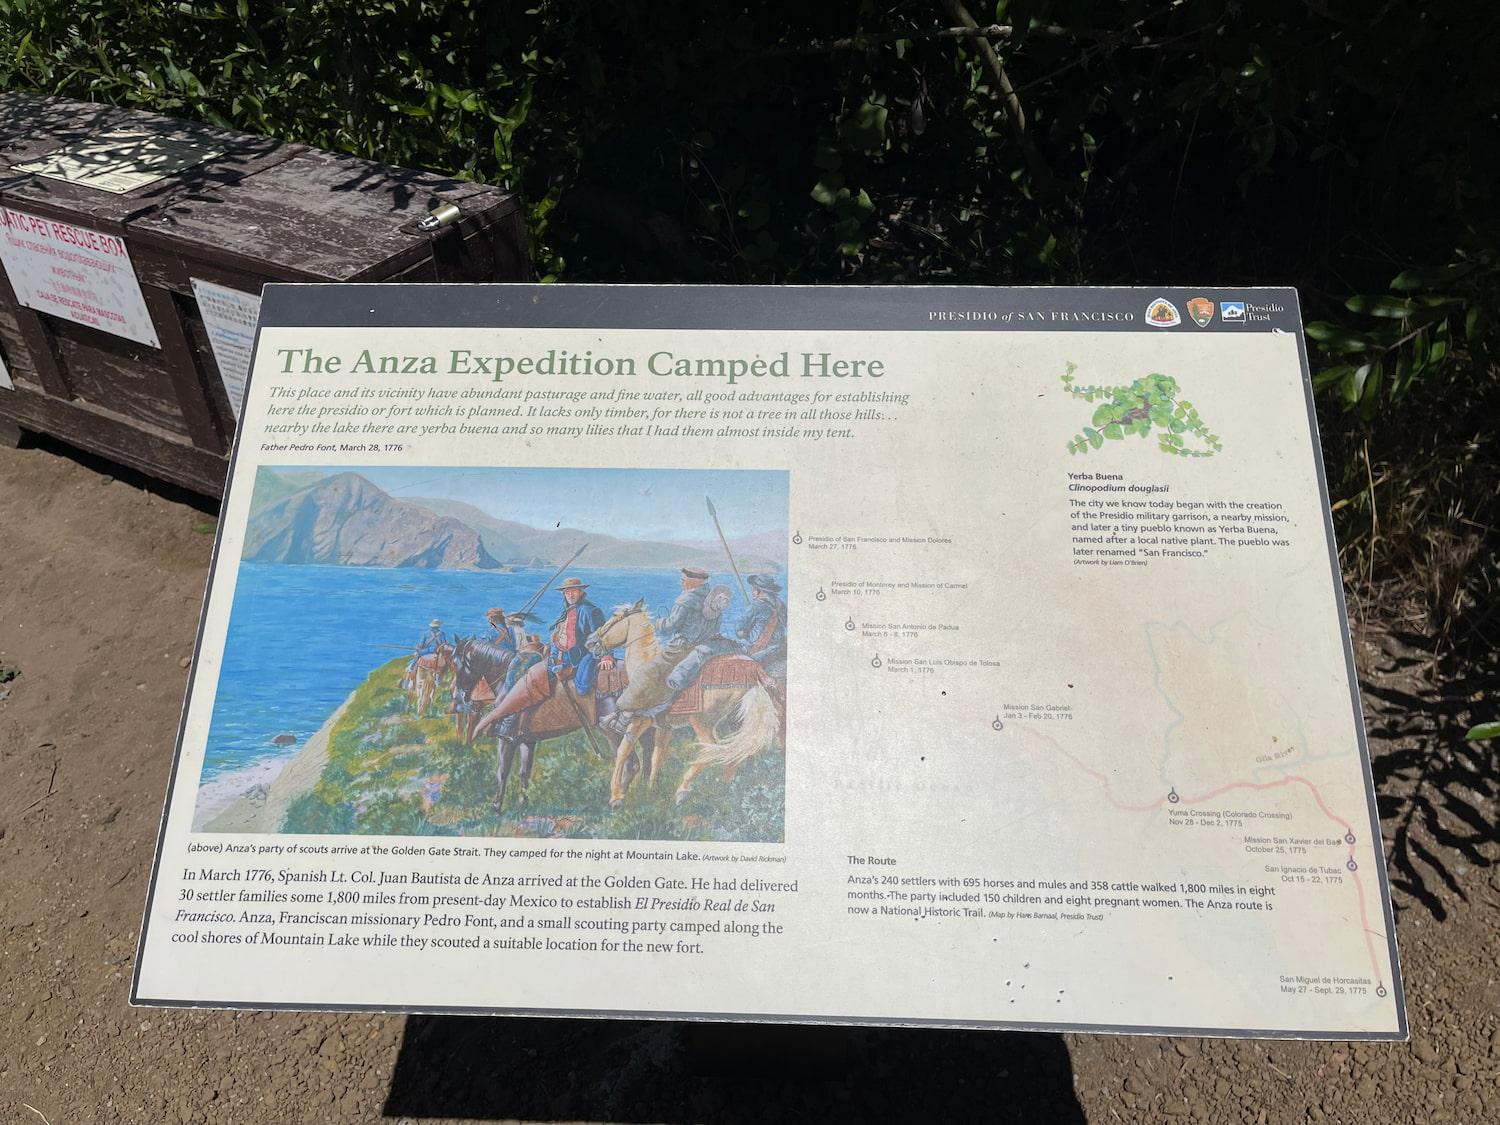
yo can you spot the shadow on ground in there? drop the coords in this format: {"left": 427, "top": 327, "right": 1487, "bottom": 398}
{"left": 10, "top": 430, "right": 222, "bottom": 514}
{"left": 1363, "top": 604, "right": 1499, "bottom": 922}
{"left": 384, "top": 1016, "right": 1084, "bottom": 1123}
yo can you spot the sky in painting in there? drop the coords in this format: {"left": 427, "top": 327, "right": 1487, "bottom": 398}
{"left": 342, "top": 466, "right": 787, "bottom": 543}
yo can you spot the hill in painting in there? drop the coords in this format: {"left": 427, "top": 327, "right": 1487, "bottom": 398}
{"left": 243, "top": 470, "right": 781, "bottom": 572}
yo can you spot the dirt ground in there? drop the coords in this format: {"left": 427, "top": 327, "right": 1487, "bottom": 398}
{"left": 2, "top": 435, "right": 1497, "bottom": 1125}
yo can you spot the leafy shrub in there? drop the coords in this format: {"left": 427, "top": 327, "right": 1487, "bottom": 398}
{"left": 3, "top": 0, "right": 1494, "bottom": 584}
{"left": 0, "top": 1, "right": 1487, "bottom": 293}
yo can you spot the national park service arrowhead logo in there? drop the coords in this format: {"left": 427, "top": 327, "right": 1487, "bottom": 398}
{"left": 1186, "top": 297, "right": 1215, "bottom": 327}
{"left": 1146, "top": 298, "right": 1181, "bottom": 327}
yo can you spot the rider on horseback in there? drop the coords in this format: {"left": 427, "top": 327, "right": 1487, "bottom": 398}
{"left": 470, "top": 579, "right": 603, "bottom": 743}
{"left": 736, "top": 573, "right": 787, "bottom": 679}
{"left": 406, "top": 618, "right": 447, "bottom": 685}
{"left": 603, "top": 567, "right": 734, "bottom": 733}
{"left": 549, "top": 577, "right": 605, "bottom": 693}
{"left": 664, "top": 584, "right": 737, "bottom": 695}
{"left": 511, "top": 616, "right": 546, "bottom": 674}
{"left": 490, "top": 612, "right": 546, "bottom": 741}
{"left": 483, "top": 605, "right": 542, "bottom": 677}
{"left": 484, "top": 607, "right": 517, "bottom": 654}
{"left": 454, "top": 609, "right": 541, "bottom": 740}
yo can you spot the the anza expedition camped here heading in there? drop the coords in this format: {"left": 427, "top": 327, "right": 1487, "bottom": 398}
{"left": 273, "top": 345, "right": 890, "bottom": 386}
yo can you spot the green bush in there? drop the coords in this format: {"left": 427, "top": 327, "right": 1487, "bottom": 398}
{"left": 1, "top": 2, "right": 1488, "bottom": 291}
{"left": 3, "top": 0, "right": 1494, "bottom": 585}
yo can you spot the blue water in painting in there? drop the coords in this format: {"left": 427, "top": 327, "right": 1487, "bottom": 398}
{"left": 199, "top": 563, "right": 773, "bottom": 787}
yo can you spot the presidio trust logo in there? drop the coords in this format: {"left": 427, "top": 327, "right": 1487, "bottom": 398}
{"left": 1218, "top": 299, "right": 1285, "bottom": 324}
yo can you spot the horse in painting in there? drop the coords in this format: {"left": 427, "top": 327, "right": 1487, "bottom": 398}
{"left": 586, "top": 600, "right": 781, "bottom": 807}
{"left": 467, "top": 646, "right": 651, "bottom": 816}
{"left": 450, "top": 635, "right": 515, "bottom": 742}
{"left": 404, "top": 642, "right": 454, "bottom": 719}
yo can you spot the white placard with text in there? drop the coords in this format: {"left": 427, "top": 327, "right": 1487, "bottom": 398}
{"left": 0, "top": 206, "right": 159, "bottom": 347}
{"left": 191, "top": 278, "right": 263, "bottom": 420}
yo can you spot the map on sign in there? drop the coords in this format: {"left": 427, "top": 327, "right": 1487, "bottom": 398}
{"left": 132, "top": 285, "right": 1404, "bottom": 1040}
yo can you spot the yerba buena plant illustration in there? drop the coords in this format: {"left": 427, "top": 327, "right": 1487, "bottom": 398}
{"left": 1061, "top": 363, "right": 1223, "bottom": 458}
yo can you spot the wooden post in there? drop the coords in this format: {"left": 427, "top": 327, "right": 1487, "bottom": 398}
{"left": 0, "top": 269, "right": 72, "bottom": 400}
{"left": 141, "top": 286, "right": 226, "bottom": 453}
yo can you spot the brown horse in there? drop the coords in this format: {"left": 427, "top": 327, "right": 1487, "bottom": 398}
{"left": 469, "top": 657, "right": 649, "bottom": 815}
{"left": 450, "top": 635, "right": 513, "bottom": 741}
{"left": 586, "top": 602, "right": 781, "bottom": 807}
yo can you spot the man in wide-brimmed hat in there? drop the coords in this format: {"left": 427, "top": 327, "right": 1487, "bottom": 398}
{"left": 549, "top": 577, "right": 605, "bottom": 694}
{"left": 406, "top": 617, "right": 448, "bottom": 685}
{"left": 736, "top": 573, "right": 787, "bottom": 679}
{"left": 607, "top": 566, "right": 732, "bottom": 729}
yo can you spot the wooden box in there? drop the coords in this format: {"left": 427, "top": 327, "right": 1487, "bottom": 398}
{"left": 0, "top": 94, "right": 527, "bottom": 496}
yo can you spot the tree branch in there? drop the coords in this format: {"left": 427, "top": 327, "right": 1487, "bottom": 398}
{"left": 938, "top": 0, "right": 1057, "bottom": 193}
{"left": 763, "top": 24, "right": 1014, "bottom": 57}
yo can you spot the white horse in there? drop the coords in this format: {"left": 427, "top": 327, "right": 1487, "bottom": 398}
{"left": 587, "top": 600, "right": 781, "bottom": 806}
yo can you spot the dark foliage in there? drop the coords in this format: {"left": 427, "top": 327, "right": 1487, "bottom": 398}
{"left": 1, "top": 2, "right": 1492, "bottom": 294}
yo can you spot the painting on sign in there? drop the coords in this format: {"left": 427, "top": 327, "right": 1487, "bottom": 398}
{"left": 193, "top": 465, "right": 790, "bottom": 843}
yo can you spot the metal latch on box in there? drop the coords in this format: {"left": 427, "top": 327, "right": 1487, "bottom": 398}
{"left": 417, "top": 200, "right": 462, "bottom": 231}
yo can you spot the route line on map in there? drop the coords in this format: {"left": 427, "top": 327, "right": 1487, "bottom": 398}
{"left": 1019, "top": 728, "right": 1388, "bottom": 993}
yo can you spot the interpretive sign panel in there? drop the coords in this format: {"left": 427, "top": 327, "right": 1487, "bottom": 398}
{"left": 134, "top": 284, "right": 1405, "bottom": 1039}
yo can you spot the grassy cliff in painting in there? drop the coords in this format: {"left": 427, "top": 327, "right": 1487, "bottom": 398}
{"left": 255, "top": 659, "right": 784, "bottom": 842}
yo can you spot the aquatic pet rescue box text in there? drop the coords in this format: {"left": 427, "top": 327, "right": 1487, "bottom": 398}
{"left": 0, "top": 93, "right": 528, "bottom": 496}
